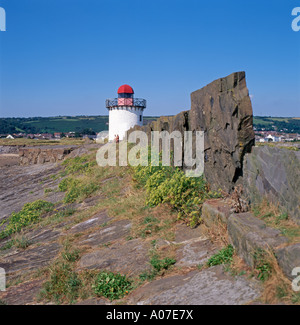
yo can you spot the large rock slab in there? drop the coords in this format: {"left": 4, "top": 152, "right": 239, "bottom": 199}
{"left": 78, "top": 238, "right": 151, "bottom": 276}
{"left": 128, "top": 72, "right": 254, "bottom": 193}
{"left": 275, "top": 243, "right": 300, "bottom": 281}
{"left": 0, "top": 242, "right": 61, "bottom": 278}
{"left": 68, "top": 210, "right": 111, "bottom": 234}
{"left": 0, "top": 163, "right": 64, "bottom": 222}
{"left": 0, "top": 279, "right": 44, "bottom": 305}
{"left": 77, "top": 219, "right": 131, "bottom": 248}
{"left": 227, "top": 212, "right": 288, "bottom": 267}
{"left": 176, "top": 238, "right": 218, "bottom": 268}
{"left": 128, "top": 266, "right": 261, "bottom": 305}
{"left": 174, "top": 223, "right": 219, "bottom": 267}
{"left": 190, "top": 71, "right": 255, "bottom": 192}
{"left": 243, "top": 146, "right": 300, "bottom": 225}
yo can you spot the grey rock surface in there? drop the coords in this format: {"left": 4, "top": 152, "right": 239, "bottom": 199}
{"left": 276, "top": 243, "right": 300, "bottom": 280}
{"left": 243, "top": 145, "right": 300, "bottom": 225}
{"left": 78, "top": 238, "right": 151, "bottom": 276}
{"left": 228, "top": 212, "right": 288, "bottom": 267}
{"left": 128, "top": 266, "right": 260, "bottom": 305}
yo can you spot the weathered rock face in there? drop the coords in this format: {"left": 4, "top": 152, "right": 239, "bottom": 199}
{"left": 190, "top": 71, "right": 255, "bottom": 192}
{"left": 128, "top": 72, "right": 255, "bottom": 193}
{"left": 243, "top": 146, "right": 300, "bottom": 225}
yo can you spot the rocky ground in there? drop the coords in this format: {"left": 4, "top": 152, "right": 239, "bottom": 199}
{"left": 0, "top": 150, "right": 263, "bottom": 305}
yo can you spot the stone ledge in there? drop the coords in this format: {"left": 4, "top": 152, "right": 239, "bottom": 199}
{"left": 201, "top": 199, "right": 231, "bottom": 226}
{"left": 201, "top": 199, "right": 291, "bottom": 270}
{"left": 227, "top": 213, "right": 288, "bottom": 267}
{"left": 275, "top": 243, "right": 300, "bottom": 281}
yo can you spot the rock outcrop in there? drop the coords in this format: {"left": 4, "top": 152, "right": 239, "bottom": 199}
{"left": 190, "top": 71, "right": 255, "bottom": 192}
{"left": 128, "top": 71, "right": 255, "bottom": 193}
{"left": 243, "top": 146, "right": 300, "bottom": 225}
{"left": 19, "top": 145, "right": 78, "bottom": 165}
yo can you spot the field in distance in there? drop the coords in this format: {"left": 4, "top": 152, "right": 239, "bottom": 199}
{"left": 0, "top": 115, "right": 299, "bottom": 135}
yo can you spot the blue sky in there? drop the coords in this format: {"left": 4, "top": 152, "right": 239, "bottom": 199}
{"left": 0, "top": 0, "right": 299, "bottom": 118}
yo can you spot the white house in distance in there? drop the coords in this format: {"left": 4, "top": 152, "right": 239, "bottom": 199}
{"left": 259, "top": 134, "right": 281, "bottom": 143}
{"left": 106, "top": 84, "right": 146, "bottom": 142}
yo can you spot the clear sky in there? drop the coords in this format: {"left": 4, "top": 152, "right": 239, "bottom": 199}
{"left": 0, "top": 0, "right": 299, "bottom": 118}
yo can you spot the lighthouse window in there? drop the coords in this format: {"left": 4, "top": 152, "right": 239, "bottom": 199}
{"left": 118, "top": 93, "right": 133, "bottom": 99}
{"left": 140, "top": 115, "right": 142, "bottom": 122}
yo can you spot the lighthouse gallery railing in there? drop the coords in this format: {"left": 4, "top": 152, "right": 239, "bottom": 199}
{"left": 106, "top": 98, "right": 146, "bottom": 108}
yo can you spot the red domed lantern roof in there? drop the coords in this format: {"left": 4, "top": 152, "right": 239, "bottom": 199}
{"left": 117, "top": 84, "right": 134, "bottom": 94}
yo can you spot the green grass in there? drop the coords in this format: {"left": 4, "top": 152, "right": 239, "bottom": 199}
{"left": 206, "top": 245, "right": 234, "bottom": 267}
{"left": 39, "top": 261, "right": 82, "bottom": 304}
{"left": 253, "top": 249, "right": 272, "bottom": 282}
{"left": 58, "top": 176, "right": 99, "bottom": 203}
{"left": 139, "top": 254, "right": 176, "bottom": 281}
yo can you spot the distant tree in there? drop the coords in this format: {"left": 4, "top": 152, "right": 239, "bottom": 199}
{"left": 81, "top": 128, "right": 96, "bottom": 135}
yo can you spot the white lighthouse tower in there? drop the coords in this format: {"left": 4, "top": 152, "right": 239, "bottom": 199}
{"left": 106, "top": 85, "right": 146, "bottom": 141}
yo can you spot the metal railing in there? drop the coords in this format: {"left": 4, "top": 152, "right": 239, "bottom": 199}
{"left": 106, "top": 98, "right": 146, "bottom": 109}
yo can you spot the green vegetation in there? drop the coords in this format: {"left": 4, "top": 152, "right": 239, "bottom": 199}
{"left": 59, "top": 177, "right": 99, "bottom": 203}
{"left": 139, "top": 255, "right": 176, "bottom": 281}
{"left": 61, "top": 155, "right": 97, "bottom": 176}
{"left": 253, "top": 249, "right": 273, "bottom": 282}
{"left": 40, "top": 261, "right": 82, "bottom": 304}
{"left": 253, "top": 116, "right": 300, "bottom": 133}
{"left": 61, "top": 248, "right": 80, "bottom": 263}
{"left": 92, "top": 271, "right": 132, "bottom": 301}
{"left": 206, "top": 245, "right": 234, "bottom": 267}
{"left": 133, "top": 163, "right": 221, "bottom": 227}
{"left": 0, "top": 116, "right": 158, "bottom": 135}
{"left": 0, "top": 200, "right": 54, "bottom": 238}
{"left": 252, "top": 199, "right": 300, "bottom": 242}
{"left": 1, "top": 115, "right": 298, "bottom": 136}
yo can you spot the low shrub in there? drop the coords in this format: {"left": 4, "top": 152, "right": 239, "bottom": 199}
{"left": 134, "top": 163, "right": 221, "bottom": 227}
{"left": 1, "top": 200, "right": 54, "bottom": 238}
{"left": 92, "top": 271, "right": 132, "bottom": 301}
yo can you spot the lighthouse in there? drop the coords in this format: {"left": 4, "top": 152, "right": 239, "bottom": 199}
{"left": 106, "top": 85, "right": 146, "bottom": 142}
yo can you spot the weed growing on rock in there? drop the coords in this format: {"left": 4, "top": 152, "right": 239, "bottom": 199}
{"left": 206, "top": 244, "right": 234, "bottom": 267}
{"left": 139, "top": 254, "right": 176, "bottom": 281}
{"left": 253, "top": 249, "right": 273, "bottom": 282}
{"left": 92, "top": 271, "right": 132, "bottom": 301}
